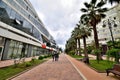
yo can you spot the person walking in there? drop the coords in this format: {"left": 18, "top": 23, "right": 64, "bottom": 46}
{"left": 55, "top": 52, "right": 59, "bottom": 61}
{"left": 52, "top": 51, "right": 55, "bottom": 61}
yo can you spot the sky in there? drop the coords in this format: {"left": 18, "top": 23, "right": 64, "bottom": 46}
{"left": 29, "top": 0, "right": 113, "bottom": 50}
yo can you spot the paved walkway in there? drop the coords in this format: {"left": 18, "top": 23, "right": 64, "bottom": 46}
{"left": 1, "top": 53, "right": 120, "bottom": 80}
{"left": 11, "top": 53, "right": 84, "bottom": 80}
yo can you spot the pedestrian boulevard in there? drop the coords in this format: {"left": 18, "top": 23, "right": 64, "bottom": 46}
{"left": 11, "top": 53, "right": 84, "bottom": 80}
{"left": 1, "top": 53, "right": 119, "bottom": 80}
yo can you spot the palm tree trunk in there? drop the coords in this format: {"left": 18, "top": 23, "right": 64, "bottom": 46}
{"left": 75, "top": 38, "right": 78, "bottom": 55}
{"left": 78, "top": 38, "right": 81, "bottom": 56}
{"left": 83, "top": 37, "right": 89, "bottom": 64}
{"left": 93, "top": 24, "right": 102, "bottom": 60}
{"left": 93, "top": 25, "right": 99, "bottom": 49}
{"left": 83, "top": 37, "right": 88, "bottom": 57}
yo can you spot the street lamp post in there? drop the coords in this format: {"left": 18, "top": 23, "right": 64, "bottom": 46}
{"left": 102, "top": 18, "right": 117, "bottom": 46}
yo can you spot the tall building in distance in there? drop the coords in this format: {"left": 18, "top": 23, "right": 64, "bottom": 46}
{"left": 0, "top": 0, "right": 56, "bottom": 60}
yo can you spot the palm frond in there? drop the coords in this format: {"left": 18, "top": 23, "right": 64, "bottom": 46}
{"left": 91, "top": 0, "right": 97, "bottom": 4}
{"left": 76, "top": 24, "right": 80, "bottom": 28}
{"left": 79, "top": 27, "right": 91, "bottom": 38}
{"left": 97, "top": 8, "right": 108, "bottom": 12}
{"left": 81, "top": 8, "right": 88, "bottom": 12}
{"left": 81, "top": 14, "right": 88, "bottom": 19}
{"left": 84, "top": 2, "right": 91, "bottom": 8}
{"left": 81, "top": 14, "right": 90, "bottom": 24}
{"left": 96, "top": 1, "right": 106, "bottom": 7}
{"left": 81, "top": 14, "right": 90, "bottom": 20}
{"left": 100, "top": 13, "right": 106, "bottom": 18}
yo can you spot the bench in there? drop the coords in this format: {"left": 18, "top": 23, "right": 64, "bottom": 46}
{"left": 106, "top": 64, "right": 120, "bottom": 76}
{"left": 80, "top": 57, "right": 89, "bottom": 64}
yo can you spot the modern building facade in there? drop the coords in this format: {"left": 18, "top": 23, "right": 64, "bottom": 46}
{"left": 0, "top": 0, "right": 56, "bottom": 60}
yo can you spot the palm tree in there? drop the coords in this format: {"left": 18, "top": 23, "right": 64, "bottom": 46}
{"left": 75, "top": 26, "right": 82, "bottom": 56}
{"left": 71, "top": 29, "right": 78, "bottom": 55}
{"left": 80, "top": 0, "right": 107, "bottom": 60}
{"left": 65, "top": 37, "right": 76, "bottom": 54}
{"left": 78, "top": 23, "right": 91, "bottom": 64}
{"left": 71, "top": 27, "right": 81, "bottom": 55}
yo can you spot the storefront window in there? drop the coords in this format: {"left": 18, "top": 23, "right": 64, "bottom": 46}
{"left": 31, "top": 46, "right": 39, "bottom": 57}
{"left": 36, "top": 47, "right": 42, "bottom": 56}
{"left": 17, "top": 43, "right": 22, "bottom": 56}
{"left": 7, "top": 40, "right": 15, "bottom": 59}
{"left": 6, "top": 40, "right": 30, "bottom": 59}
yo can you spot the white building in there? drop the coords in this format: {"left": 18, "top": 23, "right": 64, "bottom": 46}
{"left": 86, "top": 4, "right": 120, "bottom": 45}
{"left": 98, "top": 4, "right": 120, "bottom": 44}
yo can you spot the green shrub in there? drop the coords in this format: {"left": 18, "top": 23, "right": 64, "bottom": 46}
{"left": 38, "top": 55, "right": 44, "bottom": 60}
{"left": 107, "top": 48, "right": 119, "bottom": 57}
{"left": 93, "top": 49, "right": 101, "bottom": 55}
{"left": 31, "top": 58, "right": 36, "bottom": 62}
{"left": 93, "top": 49, "right": 102, "bottom": 62}
{"left": 44, "top": 55, "right": 47, "bottom": 58}
{"left": 107, "top": 48, "right": 120, "bottom": 63}
{"left": 87, "top": 46, "right": 94, "bottom": 54}
{"left": 25, "top": 62, "right": 32, "bottom": 67}
{"left": 69, "top": 50, "right": 75, "bottom": 55}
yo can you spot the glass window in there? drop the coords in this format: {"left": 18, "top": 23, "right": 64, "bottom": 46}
{"left": 33, "top": 27, "right": 41, "bottom": 39}
{"left": 17, "top": 43, "right": 22, "bottom": 56}
{"left": 31, "top": 46, "right": 40, "bottom": 57}
{"left": 15, "top": 13, "right": 24, "bottom": 22}
{"left": 5, "top": 5, "right": 11, "bottom": 17}
{"left": 23, "top": 20, "right": 32, "bottom": 33}
{"left": 0, "top": 2, "right": 6, "bottom": 8}
{"left": 10, "top": 10, "right": 16, "bottom": 19}
{"left": 7, "top": 40, "right": 15, "bottom": 59}
{"left": 16, "top": 0, "right": 26, "bottom": 10}
{"left": 8, "top": 0, "right": 15, "bottom": 7}
{"left": 11, "top": 41, "right": 18, "bottom": 58}
{"left": 7, "top": 40, "right": 24, "bottom": 59}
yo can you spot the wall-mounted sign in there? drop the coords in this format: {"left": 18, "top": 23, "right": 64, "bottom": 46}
{"left": 42, "top": 44, "right": 46, "bottom": 49}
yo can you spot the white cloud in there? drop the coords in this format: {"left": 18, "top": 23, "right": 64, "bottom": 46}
{"left": 29, "top": 0, "right": 85, "bottom": 49}
{"left": 37, "top": 11, "right": 45, "bottom": 23}
{"left": 29, "top": 0, "right": 113, "bottom": 50}
{"left": 61, "top": 0, "right": 74, "bottom": 8}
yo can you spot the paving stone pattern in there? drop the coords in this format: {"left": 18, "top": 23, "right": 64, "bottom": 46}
{"left": 12, "top": 54, "right": 84, "bottom": 80}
